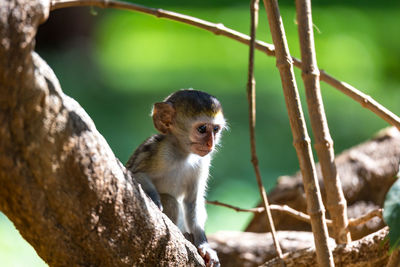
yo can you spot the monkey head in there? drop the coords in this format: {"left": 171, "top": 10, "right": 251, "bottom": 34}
{"left": 152, "top": 89, "right": 226, "bottom": 157}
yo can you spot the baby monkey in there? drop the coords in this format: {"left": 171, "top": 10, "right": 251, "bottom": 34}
{"left": 127, "top": 89, "right": 226, "bottom": 267}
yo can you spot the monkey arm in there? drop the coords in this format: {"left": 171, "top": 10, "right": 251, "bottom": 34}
{"left": 184, "top": 187, "right": 220, "bottom": 267}
{"left": 184, "top": 199, "right": 207, "bottom": 246}
{"left": 134, "top": 172, "right": 163, "bottom": 210}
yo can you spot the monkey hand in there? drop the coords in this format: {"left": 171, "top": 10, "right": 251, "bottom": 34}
{"left": 198, "top": 243, "right": 220, "bottom": 267}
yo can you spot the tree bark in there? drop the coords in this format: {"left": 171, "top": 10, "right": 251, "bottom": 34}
{"left": 263, "top": 227, "right": 390, "bottom": 267}
{"left": 208, "top": 231, "right": 335, "bottom": 267}
{"left": 246, "top": 127, "right": 400, "bottom": 241}
{"left": 0, "top": 0, "right": 203, "bottom": 266}
{"left": 208, "top": 228, "right": 389, "bottom": 267}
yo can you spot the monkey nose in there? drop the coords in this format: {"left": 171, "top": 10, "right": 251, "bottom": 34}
{"left": 206, "top": 142, "right": 213, "bottom": 150}
{"left": 206, "top": 135, "right": 214, "bottom": 149}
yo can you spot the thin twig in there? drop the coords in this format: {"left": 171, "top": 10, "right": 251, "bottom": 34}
{"left": 295, "top": 0, "right": 350, "bottom": 244}
{"left": 246, "top": 0, "right": 283, "bottom": 261}
{"left": 50, "top": 0, "right": 400, "bottom": 132}
{"left": 207, "top": 200, "right": 264, "bottom": 213}
{"left": 208, "top": 200, "right": 331, "bottom": 226}
{"left": 207, "top": 200, "right": 383, "bottom": 228}
{"left": 348, "top": 208, "right": 383, "bottom": 227}
{"left": 261, "top": 0, "right": 334, "bottom": 265}
{"left": 319, "top": 70, "right": 400, "bottom": 131}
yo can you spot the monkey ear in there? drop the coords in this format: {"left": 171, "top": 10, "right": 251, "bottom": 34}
{"left": 152, "top": 102, "right": 176, "bottom": 134}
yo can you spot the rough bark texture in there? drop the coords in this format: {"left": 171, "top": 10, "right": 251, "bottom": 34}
{"left": 263, "top": 227, "right": 390, "bottom": 267}
{"left": 208, "top": 231, "right": 335, "bottom": 267}
{"left": 0, "top": 1, "right": 203, "bottom": 266}
{"left": 246, "top": 127, "right": 400, "bottom": 241}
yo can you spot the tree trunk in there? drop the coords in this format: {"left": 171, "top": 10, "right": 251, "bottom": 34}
{"left": 0, "top": 0, "right": 203, "bottom": 266}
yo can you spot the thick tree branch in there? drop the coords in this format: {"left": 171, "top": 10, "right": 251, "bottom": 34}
{"left": 208, "top": 231, "right": 335, "bottom": 267}
{"left": 0, "top": 0, "right": 203, "bottom": 266}
{"left": 50, "top": 0, "right": 400, "bottom": 132}
{"left": 264, "top": 227, "right": 390, "bottom": 267}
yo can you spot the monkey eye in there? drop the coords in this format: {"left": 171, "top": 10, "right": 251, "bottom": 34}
{"left": 213, "top": 126, "right": 220, "bottom": 133}
{"left": 197, "top": 125, "right": 207, "bottom": 134}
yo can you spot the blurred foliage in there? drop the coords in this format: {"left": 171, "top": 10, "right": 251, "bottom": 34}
{"left": 1, "top": 2, "right": 400, "bottom": 265}
{"left": 383, "top": 171, "right": 400, "bottom": 250}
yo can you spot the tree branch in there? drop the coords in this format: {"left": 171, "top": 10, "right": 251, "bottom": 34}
{"left": 246, "top": 0, "right": 283, "bottom": 261}
{"left": 207, "top": 201, "right": 383, "bottom": 229}
{"left": 264, "top": 227, "right": 390, "bottom": 267}
{"left": 50, "top": 0, "right": 400, "bottom": 132}
{"left": 246, "top": 127, "right": 399, "bottom": 241}
{"left": 261, "top": 0, "right": 334, "bottom": 265}
{"left": 295, "top": 0, "right": 350, "bottom": 244}
{"left": 348, "top": 209, "right": 383, "bottom": 227}
{"left": 0, "top": 1, "right": 203, "bottom": 266}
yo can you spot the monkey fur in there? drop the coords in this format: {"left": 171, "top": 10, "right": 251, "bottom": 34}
{"left": 126, "top": 89, "right": 226, "bottom": 267}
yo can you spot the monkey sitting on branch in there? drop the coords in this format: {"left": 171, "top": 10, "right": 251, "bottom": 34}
{"left": 126, "top": 89, "right": 226, "bottom": 267}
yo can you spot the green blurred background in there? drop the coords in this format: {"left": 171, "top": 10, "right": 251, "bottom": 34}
{"left": 1, "top": 0, "right": 400, "bottom": 265}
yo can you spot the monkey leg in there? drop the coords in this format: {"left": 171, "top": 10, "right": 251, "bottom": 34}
{"left": 159, "top": 193, "right": 187, "bottom": 233}
{"left": 134, "top": 173, "right": 163, "bottom": 210}
{"left": 159, "top": 193, "right": 180, "bottom": 223}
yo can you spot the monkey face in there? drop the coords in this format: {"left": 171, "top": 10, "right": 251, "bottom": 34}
{"left": 189, "top": 114, "right": 225, "bottom": 157}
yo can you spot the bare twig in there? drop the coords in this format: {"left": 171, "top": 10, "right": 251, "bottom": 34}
{"left": 207, "top": 200, "right": 264, "bottom": 213}
{"left": 246, "top": 0, "right": 283, "bottom": 261}
{"left": 319, "top": 70, "right": 400, "bottom": 131}
{"left": 261, "top": 0, "right": 334, "bottom": 265}
{"left": 295, "top": 0, "right": 350, "bottom": 244}
{"left": 208, "top": 200, "right": 326, "bottom": 226}
{"left": 348, "top": 208, "right": 383, "bottom": 227}
{"left": 207, "top": 200, "right": 383, "bottom": 228}
{"left": 51, "top": 0, "right": 400, "bottom": 132}
{"left": 50, "top": 0, "right": 276, "bottom": 55}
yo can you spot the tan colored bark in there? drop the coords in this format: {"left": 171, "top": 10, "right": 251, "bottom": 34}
{"left": 208, "top": 231, "right": 335, "bottom": 267}
{"left": 0, "top": 0, "right": 204, "bottom": 266}
{"left": 295, "top": 0, "right": 350, "bottom": 244}
{"left": 264, "top": 227, "right": 389, "bottom": 267}
{"left": 208, "top": 228, "right": 389, "bottom": 267}
{"left": 261, "top": 0, "right": 334, "bottom": 266}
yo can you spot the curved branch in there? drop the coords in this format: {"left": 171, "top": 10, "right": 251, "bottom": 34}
{"left": 50, "top": 0, "right": 400, "bottom": 131}
{"left": 0, "top": 1, "right": 203, "bottom": 266}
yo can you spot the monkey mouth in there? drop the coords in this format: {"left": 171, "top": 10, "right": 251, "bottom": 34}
{"left": 191, "top": 144, "right": 212, "bottom": 156}
{"left": 195, "top": 150, "right": 211, "bottom": 157}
